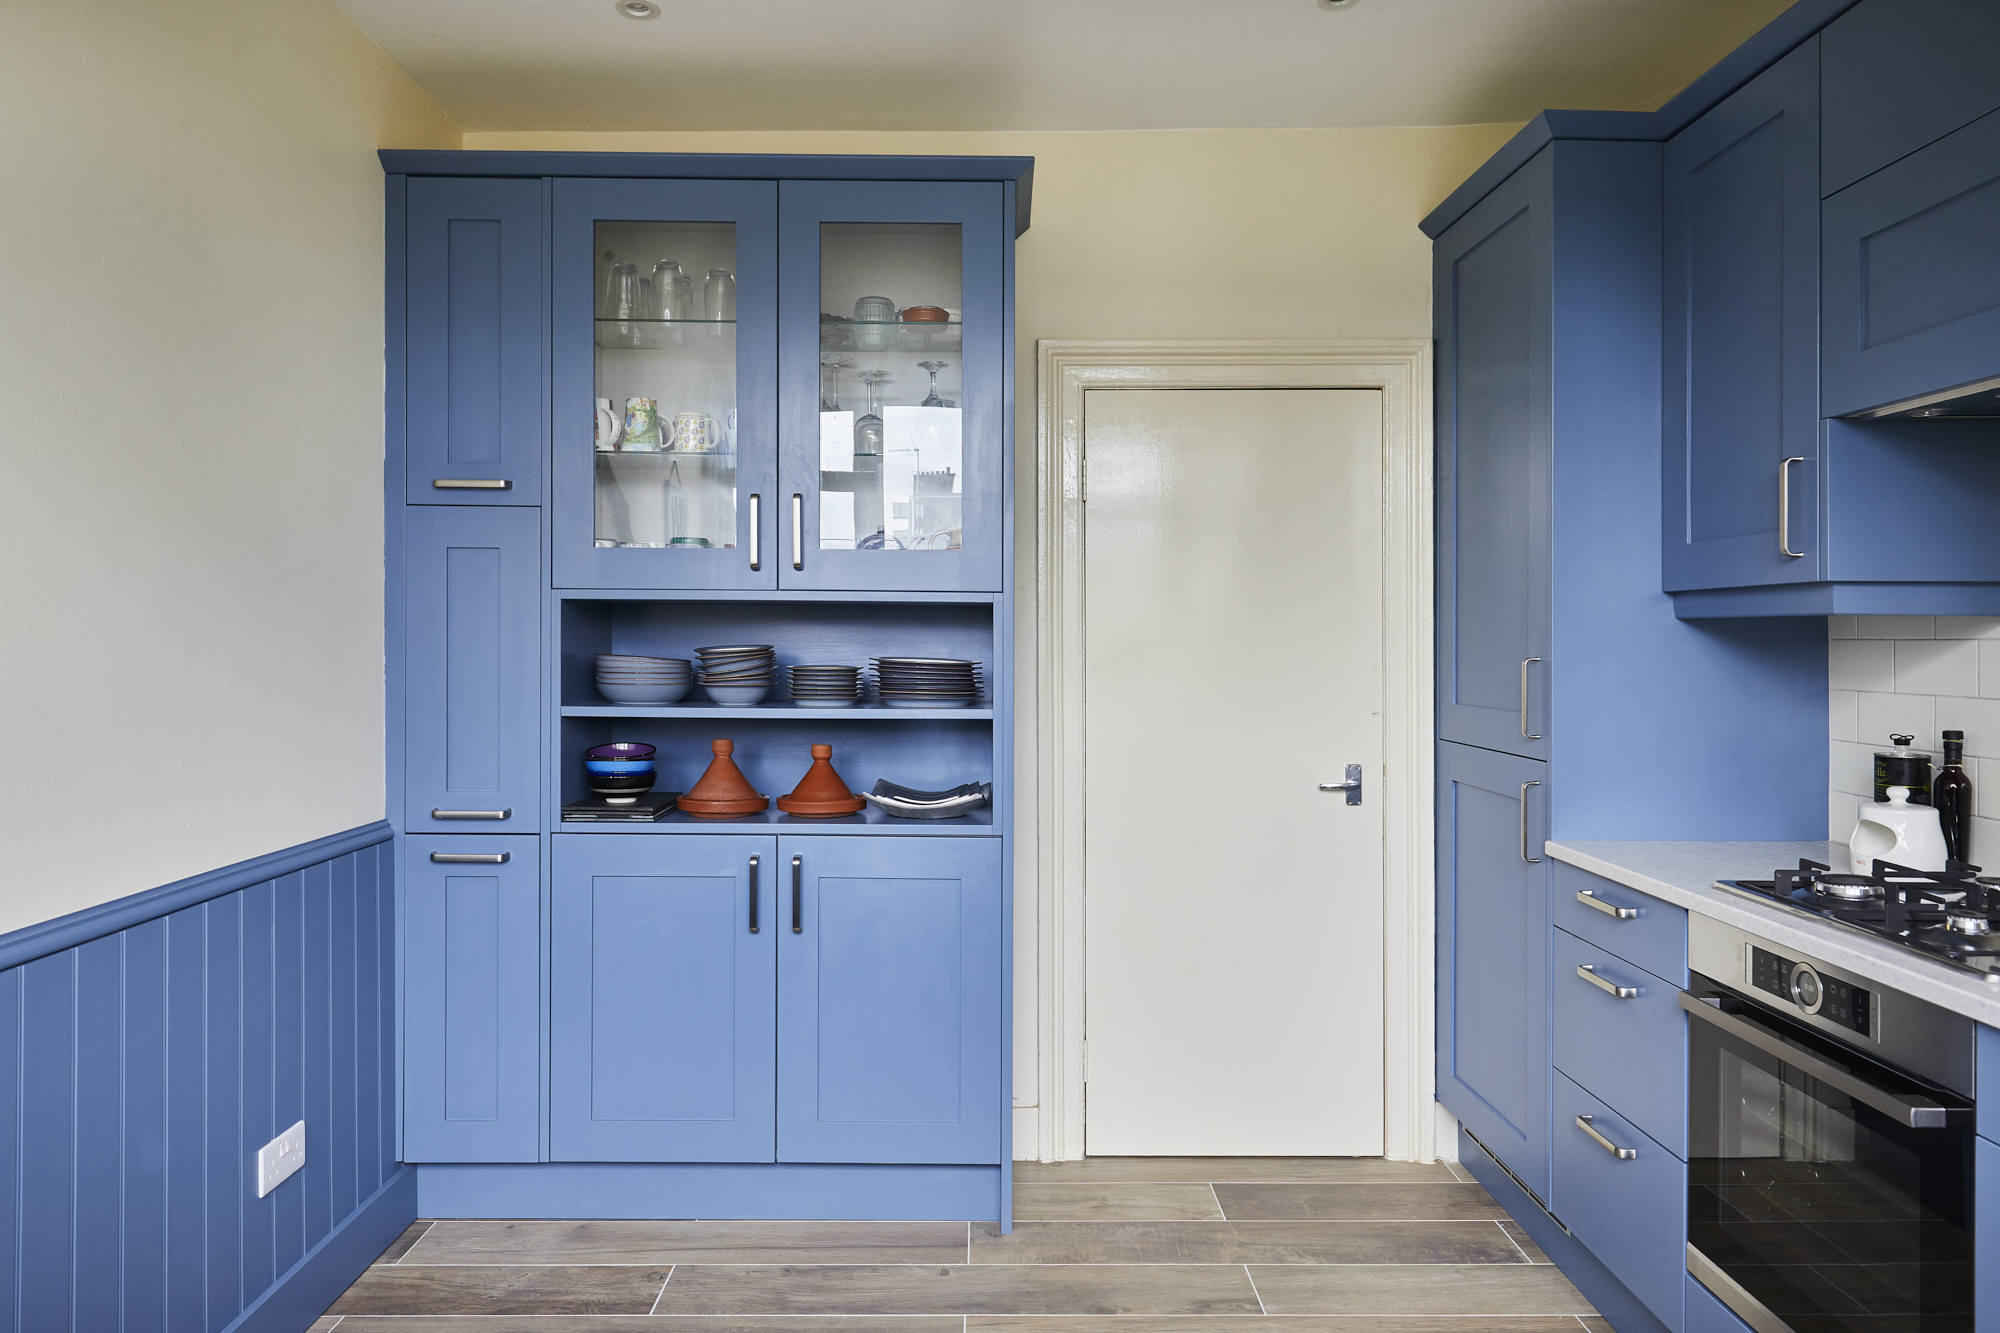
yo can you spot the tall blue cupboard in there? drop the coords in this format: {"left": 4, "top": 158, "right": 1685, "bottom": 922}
{"left": 387, "top": 152, "right": 1029, "bottom": 1224}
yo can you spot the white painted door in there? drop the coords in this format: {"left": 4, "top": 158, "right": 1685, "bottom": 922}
{"left": 1082, "top": 387, "right": 1385, "bottom": 1157}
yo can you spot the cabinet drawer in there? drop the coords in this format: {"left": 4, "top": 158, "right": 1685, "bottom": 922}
{"left": 1552, "top": 861, "right": 1687, "bottom": 985}
{"left": 1553, "top": 929, "right": 1686, "bottom": 1157}
{"left": 1553, "top": 1070, "right": 1686, "bottom": 1333}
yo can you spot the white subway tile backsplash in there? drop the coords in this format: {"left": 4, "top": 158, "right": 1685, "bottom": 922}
{"left": 1828, "top": 615, "right": 1859, "bottom": 640}
{"left": 1936, "top": 696, "right": 2000, "bottom": 759}
{"left": 1830, "top": 739, "right": 1876, "bottom": 796}
{"left": 1936, "top": 617, "right": 2000, "bottom": 640}
{"left": 1829, "top": 639, "right": 1894, "bottom": 691}
{"left": 1970, "top": 815, "right": 2000, "bottom": 867}
{"left": 1830, "top": 790, "right": 1858, "bottom": 842}
{"left": 1973, "top": 758, "right": 2000, "bottom": 818}
{"left": 1857, "top": 615, "right": 1935, "bottom": 639}
{"left": 1894, "top": 638, "right": 1980, "bottom": 697}
{"left": 1855, "top": 691, "right": 1937, "bottom": 752}
{"left": 1829, "top": 689, "right": 1859, "bottom": 743}
{"left": 1982, "top": 642, "right": 2000, "bottom": 698}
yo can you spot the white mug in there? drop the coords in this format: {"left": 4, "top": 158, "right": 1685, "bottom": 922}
{"left": 671, "top": 412, "right": 722, "bottom": 453}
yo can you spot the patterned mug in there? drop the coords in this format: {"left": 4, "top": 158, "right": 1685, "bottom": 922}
{"left": 670, "top": 412, "right": 722, "bottom": 453}
{"left": 621, "top": 397, "right": 663, "bottom": 452}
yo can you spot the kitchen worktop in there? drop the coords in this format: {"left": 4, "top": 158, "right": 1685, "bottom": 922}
{"left": 1548, "top": 839, "right": 2000, "bottom": 1028}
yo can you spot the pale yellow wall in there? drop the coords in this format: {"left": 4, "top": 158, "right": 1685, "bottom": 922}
{"left": 0, "top": 0, "right": 460, "bottom": 932}
{"left": 474, "top": 126, "right": 1517, "bottom": 1148}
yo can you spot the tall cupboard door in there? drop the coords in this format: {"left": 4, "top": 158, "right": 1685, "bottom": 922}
{"left": 778, "top": 181, "right": 1006, "bottom": 592}
{"left": 550, "top": 835, "right": 777, "bottom": 1162}
{"left": 551, "top": 178, "right": 778, "bottom": 591}
{"left": 405, "top": 177, "right": 547, "bottom": 504}
{"left": 778, "top": 836, "right": 1002, "bottom": 1163}
{"left": 1436, "top": 740, "right": 1551, "bottom": 1203}
{"left": 403, "top": 835, "right": 543, "bottom": 1162}
{"left": 1434, "top": 151, "right": 1551, "bottom": 761}
{"left": 404, "top": 506, "right": 542, "bottom": 832}
{"left": 1662, "top": 38, "right": 1822, "bottom": 591}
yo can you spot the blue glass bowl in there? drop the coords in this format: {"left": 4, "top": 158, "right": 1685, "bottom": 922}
{"left": 585, "top": 759, "right": 657, "bottom": 774}
{"left": 585, "top": 741, "right": 656, "bottom": 761}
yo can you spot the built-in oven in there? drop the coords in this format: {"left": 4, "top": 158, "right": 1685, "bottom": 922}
{"left": 1685, "top": 916, "right": 1978, "bottom": 1333}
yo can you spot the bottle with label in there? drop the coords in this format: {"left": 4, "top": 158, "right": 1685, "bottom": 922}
{"left": 1873, "top": 733, "right": 1933, "bottom": 805}
{"left": 1935, "top": 729, "right": 1974, "bottom": 865}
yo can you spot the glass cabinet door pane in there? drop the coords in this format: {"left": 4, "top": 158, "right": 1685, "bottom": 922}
{"left": 594, "top": 221, "right": 739, "bottom": 552}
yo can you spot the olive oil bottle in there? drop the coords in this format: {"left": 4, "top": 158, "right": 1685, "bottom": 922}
{"left": 1935, "top": 729, "right": 1974, "bottom": 865}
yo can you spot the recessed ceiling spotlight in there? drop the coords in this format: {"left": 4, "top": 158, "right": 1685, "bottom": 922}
{"left": 1317, "top": 0, "right": 1359, "bottom": 8}
{"left": 616, "top": 0, "right": 660, "bottom": 17}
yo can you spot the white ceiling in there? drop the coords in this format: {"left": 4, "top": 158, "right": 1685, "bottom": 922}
{"left": 334, "top": 0, "right": 1797, "bottom": 134}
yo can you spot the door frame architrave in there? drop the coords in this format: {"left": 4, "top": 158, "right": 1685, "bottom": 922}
{"left": 1031, "top": 338, "right": 1436, "bottom": 1163}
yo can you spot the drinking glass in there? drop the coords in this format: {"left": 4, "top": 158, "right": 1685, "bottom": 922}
{"left": 603, "top": 261, "right": 641, "bottom": 319}
{"left": 651, "top": 261, "right": 686, "bottom": 319}
{"left": 706, "top": 269, "right": 737, "bottom": 321}
{"left": 919, "top": 360, "right": 949, "bottom": 408}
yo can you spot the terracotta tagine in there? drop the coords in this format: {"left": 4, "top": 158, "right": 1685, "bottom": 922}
{"left": 775, "top": 743, "right": 867, "bottom": 817}
{"left": 676, "top": 739, "right": 770, "bottom": 818}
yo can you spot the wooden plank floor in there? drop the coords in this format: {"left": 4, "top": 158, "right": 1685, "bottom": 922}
{"left": 312, "top": 1158, "right": 1603, "bottom": 1330}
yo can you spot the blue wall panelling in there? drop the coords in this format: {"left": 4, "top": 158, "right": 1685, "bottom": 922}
{"left": 405, "top": 176, "right": 548, "bottom": 505}
{"left": 1820, "top": 0, "right": 2000, "bottom": 197}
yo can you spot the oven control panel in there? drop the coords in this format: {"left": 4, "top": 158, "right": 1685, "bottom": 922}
{"left": 1750, "top": 947, "right": 1872, "bottom": 1035}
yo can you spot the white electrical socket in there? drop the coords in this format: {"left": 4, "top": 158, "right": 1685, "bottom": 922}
{"left": 257, "top": 1120, "right": 306, "bottom": 1198}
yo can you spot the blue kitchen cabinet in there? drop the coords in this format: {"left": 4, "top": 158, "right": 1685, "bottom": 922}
{"left": 404, "top": 505, "right": 542, "bottom": 832}
{"left": 1433, "top": 150, "right": 1551, "bottom": 762}
{"left": 1552, "top": 1071, "right": 1685, "bottom": 1331}
{"left": 1980, "top": 1134, "right": 1999, "bottom": 1333}
{"left": 404, "top": 177, "right": 546, "bottom": 505}
{"left": 1552, "top": 929, "right": 1686, "bottom": 1158}
{"left": 404, "top": 835, "right": 544, "bottom": 1162}
{"left": 1662, "top": 39, "right": 1821, "bottom": 594}
{"left": 1436, "top": 739, "right": 1551, "bottom": 1201}
{"left": 1821, "top": 0, "right": 2000, "bottom": 198}
{"left": 779, "top": 835, "right": 1002, "bottom": 1164}
{"left": 550, "top": 834, "right": 777, "bottom": 1162}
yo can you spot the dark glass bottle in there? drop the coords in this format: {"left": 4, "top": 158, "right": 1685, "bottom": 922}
{"left": 1935, "top": 729, "right": 1974, "bottom": 865}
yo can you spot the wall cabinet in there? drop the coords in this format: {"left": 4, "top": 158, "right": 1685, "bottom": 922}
{"left": 1821, "top": 0, "right": 2000, "bottom": 198}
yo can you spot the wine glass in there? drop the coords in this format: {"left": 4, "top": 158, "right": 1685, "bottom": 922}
{"left": 820, "top": 355, "right": 848, "bottom": 411}
{"left": 918, "top": 361, "right": 949, "bottom": 408}
{"left": 854, "top": 369, "right": 889, "bottom": 457}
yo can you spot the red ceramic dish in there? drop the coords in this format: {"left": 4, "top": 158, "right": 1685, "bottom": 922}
{"left": 899, "top": 306, "right": 949, "bottom": 323}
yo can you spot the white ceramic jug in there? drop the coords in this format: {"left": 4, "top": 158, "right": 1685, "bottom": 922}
{"left": 1849, "top": 786, "right": 1949, "bottom": 874}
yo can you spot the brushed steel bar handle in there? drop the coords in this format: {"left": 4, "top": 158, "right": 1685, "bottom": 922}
{"left": 1519, "top": 658, "right": 1541, "bottom": 740}
{"left": 1519, "top": 781, "right": 1542, "bottom": 863}
{"left": 748, "top": 493, "right": 761, "bottom": 571}
{"left": 432, "top": 478, "right": 512, "bottom": 490}
{"left": 791, "top": 494, "right": 804, "bottom": 571}
{"left": 1778, "top": 456, "right": 1805, "bottom": 558}
{"left": 1575, "top": 1114, "right": 1636, "bottom": 1160}
{"left": 1576, "top": 889, "right": 1638, "bottom": 920}
{"left": 748, "top": 855, "right": 760, "bottom": 934}
{"left": 1577, "top": 964, "right": 1639, "bottom": 999}
{"left": 1318, "top": 764, "right": 1363, "bottom": 805}
{"left": 430, "top": 852, "right": 509, "bottom": 864}
{"left": 791, "top": 855, "right": 803, "bottom": 933}
{"left": 432, "top": 808, "right": 511, "bottom": 821}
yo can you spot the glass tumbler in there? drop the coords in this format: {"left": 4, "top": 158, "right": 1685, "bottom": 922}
{"left": 651, "top": 261, "right": 687, "bottom": 319}
{"left": 853, "top": 295, "right": 895, "bottom": 350}
{"left": 603, "top": 261, "right": 642, "bottom": 319}
{"left": 705, "top": 269, "right": 737, "bottom": 321}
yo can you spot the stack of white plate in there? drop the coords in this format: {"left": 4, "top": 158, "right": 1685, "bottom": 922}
{"left": 595, "top": 654, "right": 691, "bottom": 705}
{"left": 789, "top": 664, "right": 863, "bottom": 707}
{"left": 697, "top": 644, "right": 777, "bottom": 706}
{"left": 871, "top": 657, "right": 983, "bottom": 708}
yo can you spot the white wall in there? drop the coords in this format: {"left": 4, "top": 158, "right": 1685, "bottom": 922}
{"left": 1829, "top": 615, "right": 2000, "bottom": 857}
{"left": 0, "top": 0, "right": 459, "bottom": 932}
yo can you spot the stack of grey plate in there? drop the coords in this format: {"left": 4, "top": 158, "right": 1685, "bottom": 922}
{"left": 871, "top": 657, "right": 983, "bottom": 708}
{"left": 696, "top": 644, "right": 776, "bottom": 705}
{"left": 595, "top": 654, "right": 691, "bottom": 704}
{"left": 788, "top": 664, "right": 862, "bottom": 707}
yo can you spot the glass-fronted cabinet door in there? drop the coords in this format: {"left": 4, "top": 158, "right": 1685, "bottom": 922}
{"left": 779, "top": 181, "right": 1005, "bottom": 591}
{"left": 553, "top": 179, "right": 777, "bottom": 589}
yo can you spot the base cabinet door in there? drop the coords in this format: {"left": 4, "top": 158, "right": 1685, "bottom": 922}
{"left": 1436, "top": 740, "right": 1551, "bottom": 1201}
{"left": 551, "top": 834, "right": 777, "bottom": 1162}
{"left": 778, "top": 835, "right": 1002, "bottom": 1164}
{"left": 1553, "top": 1071, "right": 1685, "bottom": 1332}
{"left": 404, "top": 835, "right": 543, "bottom": 1162}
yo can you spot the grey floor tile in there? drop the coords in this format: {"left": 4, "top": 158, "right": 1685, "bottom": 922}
{"left": 325, "top": 1264, "right": 669, "bottom": 1315}
{"left": 1500, "top": 1221, "right": 1553, "bottom": 1263}
{"left": 307, "top": 1320, "right": 344, "bottom": 1333}
{"left": 372, "top": 1220, "right": 438, "bottom": 1267}
{"left": 1014, "top": 1182, "right": 1225, "bottom": 1220}
{"left": 1015, "top": 1158, "right": 1459, "bottom": 1184}
{"left": 969, "top": 1320, "right": 1603, "bottom": 1332}
{"left": 971, "top": 1219, "right": 1529, "bottom": 1265}
{"left": 403, "top": 1219, "right": 968, "bottom": 1265}
{"left": 1249, "top": 1264, "right": 1595, "bottom": 1316}
{"left": 653, "top": 1263, "right": 1263, "bottom": 1316}
{"left": 1215, "top": 1183, "right": 1507, "bottom": 1221}
{"left": 332, "top": 1320, "right": 965, "bottom": 1332}
{"left": 1579, "top": 1319, "right": 1616, "bottom": 1333}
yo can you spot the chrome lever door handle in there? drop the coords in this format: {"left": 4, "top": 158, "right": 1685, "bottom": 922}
{"left": 1779, "top": 456, "right": 1806, "bottom": 558}
{"left": 1577, "top": 964, "right": 1639, "bottom": 999}
{"left": 1576, "top": 1114, "right": 1636, "bottom": 1159}
{"left": 1576, "top": 889, "right": 1638, "bottom": 920}
{"left": 1519, "top": 658, "right": 1541, "bottom": 740}
{"left": 792, "top": 494, "right": 804, "bottom": 571}
{"left": 1519, "top": 780, "right": 1541, "bottom": 863}
{"left": 749, "top": 493, "right": 761, "bottom": 571}
{"left": 1317, "top": 764, "right": 1364, "bottom": 805}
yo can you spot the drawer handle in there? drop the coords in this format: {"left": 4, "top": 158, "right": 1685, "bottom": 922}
{"left": 1519, "top": 658, "right": 1541, "bottom": 740}
{"left": 1576, "top": 889, "right": 1637, "bottom": 920}
{"left": 1518, "top": 781, "right": 1541, "bottom": 864}
{"left": 748, "top": 854, "right": 760, "bottom": 934}
{"left": 430, "top": 852, "right": 509, "bottom": 864}
{"left": 1778, "top": 456, "right": 1805, "bottom": 558}
{"left": 432, "top": 478, "right": 512, "bottom": 490}
{"left": 791, "top": 855, "right": 803, "bottom": 934}
{"left": 432, "top": 808, "right": 512, "bottom": 821}
{"left": 1576, "top": 1114, "right": 1636, "bottom": 1160}
{"left": 1577, "top": 964, "right": 1638, "bottom": 999}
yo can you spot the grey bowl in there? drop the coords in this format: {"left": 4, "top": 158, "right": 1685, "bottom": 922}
{"left": 703, "top": 683, "right": 771, "bottom": 705}
{"left": 597, "top": 680, "right": 691, "bottom": 704}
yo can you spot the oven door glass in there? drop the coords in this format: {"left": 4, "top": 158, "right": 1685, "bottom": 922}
{"left": 1687, "top": 987, "right": 1974, "bottom": 1333}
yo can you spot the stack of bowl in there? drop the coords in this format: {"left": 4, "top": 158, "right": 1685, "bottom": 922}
{"left": 788, "top": 664, "right": 862, "bottom": 707}
{"left": 872, "top": 657, "right": 983, "bottom": 708}
{"left": 584, "top": 742, "right": 657, "bottom": 805}
{"left": 596, "top": 654, "right": 691, "bottom": 704}
{"left": 696, "top": 644, "right": 776, "bottom": 705}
